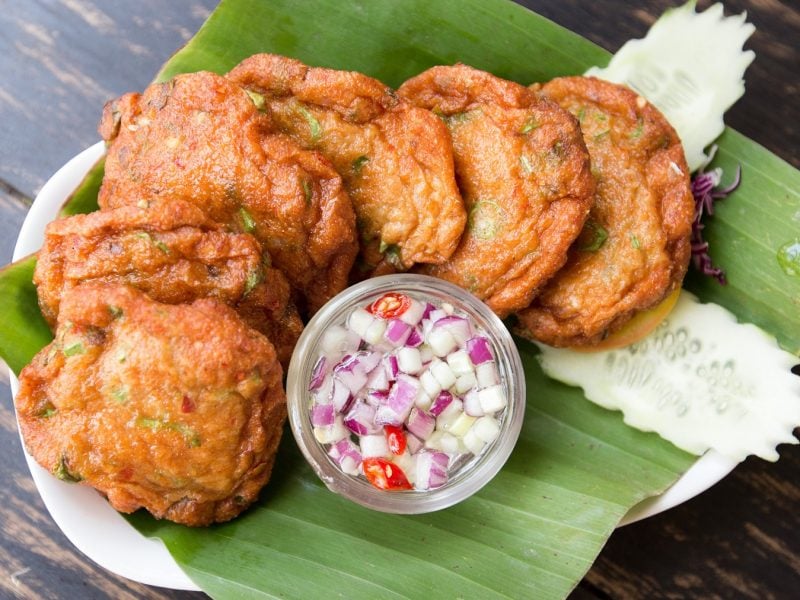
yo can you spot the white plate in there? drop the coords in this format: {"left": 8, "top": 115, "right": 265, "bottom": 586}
{"left": 10, "top": 143, "right": 738, "bottom": 589}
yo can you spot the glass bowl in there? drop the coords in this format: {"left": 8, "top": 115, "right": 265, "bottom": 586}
{"left": 286, "top": 274, "right": 525, "bottom": 513}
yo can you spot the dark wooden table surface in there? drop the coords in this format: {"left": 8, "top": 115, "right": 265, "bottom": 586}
{"left": 1, "top": 1, "right": 797, "bottom": 598}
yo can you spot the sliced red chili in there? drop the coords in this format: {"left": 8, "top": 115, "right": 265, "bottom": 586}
{"left": 384, "top": 425, "right": 407, "bottom": 455}
{"left": 362, "top": 457, "right": 412, "bottom": 490}
{"left": 367, "top": 292, "right": 411, "bottom": 319}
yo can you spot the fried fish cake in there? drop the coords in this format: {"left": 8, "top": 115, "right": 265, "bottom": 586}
{"left": 398, "top": 65, "right": 595, "bottom": 317}
{"left": 34, "top": 198, "right": 302, "bottom": 367}
{"left": 15, "top": 284, "right": 285, "bottom": 526}
{"left": 98, "top": 70, "right": 357, "bottom": 313}
{"left": 515, "top": 77, "right": 695, "bottom": 347}
{"left": 227, "top": 54, "right": 466, "bottom": 275}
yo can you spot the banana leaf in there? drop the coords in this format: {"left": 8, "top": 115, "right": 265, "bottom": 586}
{"left": 1, "top": 0, "right": 798, "bottom": 598}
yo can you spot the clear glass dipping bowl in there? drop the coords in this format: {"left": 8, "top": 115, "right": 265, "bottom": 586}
{"left": 286, "top": 274, "right": 525, "bottom": 513}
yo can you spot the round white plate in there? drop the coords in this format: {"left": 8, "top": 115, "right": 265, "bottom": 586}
{"left": 10, "top": 143, "right": 738, "bottom": 589}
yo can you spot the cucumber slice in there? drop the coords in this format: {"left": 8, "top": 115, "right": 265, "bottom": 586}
{"left": 537, "top": 292, "right": 800, "bottom": 462}
{"left": 587, "top": 1, "right": 755, "bottom": 171}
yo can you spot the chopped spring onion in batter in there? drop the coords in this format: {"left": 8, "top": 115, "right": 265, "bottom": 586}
{"left": 297, "top": 104, "right": 322, "bottom": 142}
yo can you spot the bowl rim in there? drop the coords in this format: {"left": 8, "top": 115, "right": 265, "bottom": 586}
{"left": 285, "top": 273, "right": 527, "bottom": 513}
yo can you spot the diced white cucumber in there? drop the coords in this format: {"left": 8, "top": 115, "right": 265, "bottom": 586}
{"left": 415, "top": 388, "right": 433, "bottom": 411}
{"left": 359, "top": 434, "right": 389, "bottom": 458}
{"left": 430, "top": 359, "right": 456, "bottom": 389}
{"left": 397, "top": 347, "right": 423, "bottom": 374}
{"left": 455, "top": 372, "right": 477, "bottom": 395}
{"left": 475, "top": 361, "right": 500, "bottom": 388}
{"left": 313, "top": 417, "right": 350, "bottom": 444}
{"left": 478, "top": 385, "right": 507, "bottom": 414}
{"left": 420, "top": 369, "right": 442, "bottom": 398}
{"left": 363, "top": 319, "right": 387, "bottom": 345}
{"left": 439, "top": 432, "right": 460, "bottom": 454}
{"left": 427, "top": 327, "right": 458, "bottom": 357}
{"left": 462, "top": 389, "right": 484, "bottom": 417}
{"left": 435, "top": 398, "right": 464, "bottom": 431}
{"left": 340, "top": 455, "right": 361, "bottom": 476}
{"left": 473, "top": 416, "right": 501, "bottom": 443}
{"left": 425, "top": 430, "right": 444, "bottom": 450}
{"left": 462, "top": 428, "right": 487, "bottom": 455}
{"left": 321, "top": 324, "right": 360, "bottom": 356}
{"left": 448, "top": 413, "right": 477, "bottom": 438}
{"left": 446, "top": 350, "right": 474, "bottom": 376}
{"left": 399, "top": 298, "right": 425, "bottom": 325}
{"left": 418, "top": 343, "right": 434, "bottom": 364}
{"left": 347, "top": 308, "right": 374, "bottom": 339}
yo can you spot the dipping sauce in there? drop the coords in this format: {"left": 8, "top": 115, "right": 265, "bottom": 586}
{"left": 308, "top": 291, "right": 509, "bottom": 491}
{"left": 287, "top": 274, "right": 524, "bottom": 513}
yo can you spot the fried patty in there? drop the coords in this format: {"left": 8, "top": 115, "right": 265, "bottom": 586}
{"left": 227, "top": 54, "right": 466, "bottom": 275}
{"left": 398, "top": 65, "right": 595, "bottom": 317}
{"left": 515, "top": 76, "right": 695, "bottom": 347}
{"left": 98, "top": 70, "right": 357, "bottom": 313}
{"left": 16, "top": 284, "right": 285, "bottom": 526}
{"left": 34, "top": 198, "right": 302, "bottom": 368}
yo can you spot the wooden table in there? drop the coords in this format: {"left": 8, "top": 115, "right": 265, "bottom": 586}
{"left": 1, "top": 1, "right": 797, "bottom": 598}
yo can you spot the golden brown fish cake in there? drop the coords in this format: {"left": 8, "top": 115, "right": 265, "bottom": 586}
{"left": 33, "top": 198, "right": 302, "bottom": 368}
{"left": 398, "top": 65, "right": 594, "bottom": 317}
{"left": 15, "top": 284, "right": 285, "bottom": 526}
{"left": 98, "top": 70, "right": 357, "bottom": 313}
{"left": 515, "top": 76, "right": 695, "bottom": 347}
{"left": 227, "top": 54, "right": 466, "bottom": 274}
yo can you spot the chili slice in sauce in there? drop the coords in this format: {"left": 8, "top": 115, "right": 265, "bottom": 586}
{"left": 362, "top": 457, "right": 413, "bottom": 490}
{"left": 384, "top": 425, "right": 407, "bottom": 455}
{"left": 367, "top": 292, "right": 411, "bottom": 319}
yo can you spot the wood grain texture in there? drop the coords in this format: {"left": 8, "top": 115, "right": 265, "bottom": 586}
{"left": 0, "top": 1, "right": 797, "bottom": 599}
{"left": 0, "top": 0, "right": 217, "bottom": 195}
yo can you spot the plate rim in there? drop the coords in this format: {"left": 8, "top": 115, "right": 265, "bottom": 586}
{"left": 9, "top": 142, "right": 737, "bottom": 589}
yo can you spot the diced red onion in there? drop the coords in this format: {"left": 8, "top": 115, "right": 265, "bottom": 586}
{"left": 415, "top": 451, "right": 449, "bottom": 490}
{"left": 421, "top": 302, "right": 435, "bottom": 320}
{"left": 463, "top": 389, "right": 484, "bottom": 417}
{"left": 430, "top": 451, "right": 450, "bottom": 469}
{"left": 406, "top": 432, "right": 424, "bottom": 454}
{"left": 311, "top": 403, "right": 335, "bottom": 426}
{"left": 433, "top": 315, "right": 472, "bottom": 345}
{"left": 366, "top": 388, "right": 389, "bottom": 406}
{"left": 384, "top": 354, "right": 399, "bottom": 380}
{"left": 344, "top": 401, "right": 379, "bottom": 435}
{"left": 399, "top": 298, "right": 426, "bottom": 326}
{"left": 428, "top": 308, "right": 447, "bottom": 323}
{"left": 429, "top": 390, "right": 453, "bottom": 416}
{"left": 405, "top": 326, "right": 423, "bottom": 348}
{"left": 406, "top": 407, "right": 436, "bottom": 440}
{"left": 313, "top": 373, "right": 334, "bottom": 405}
{"left": 334, "top": 354, "right": 368, "bottom": 395}
{"left": 387, "top": 375, "right": 420, "bottom": 415}
{"left": 357, "top": 350, "right": 383, "bottom": 374}
{"left": 475, "top": 361, "right": 500, "bottom": 388}
{"left": 375, "top": 375, "right": 419, "bottom": 425}
{"left": 366, "top": 364, "right": 390, "bottom": 391}
{"left": 329, "top": 438, "right": 362, "bottom": 465}
{"left": 690, "top": 159, "right": 741, "bottom": 285}
{"left": 465, "top": 336, "right": 493, "bottom": 365}
{"left": 384, "top": 319, "right": 412, "bottom": 346}
{"left": 331, "top": 378, "right": 353, "bottom": 413}
{"left": 308, "top": 356, "right": 328, "bottom": 391}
